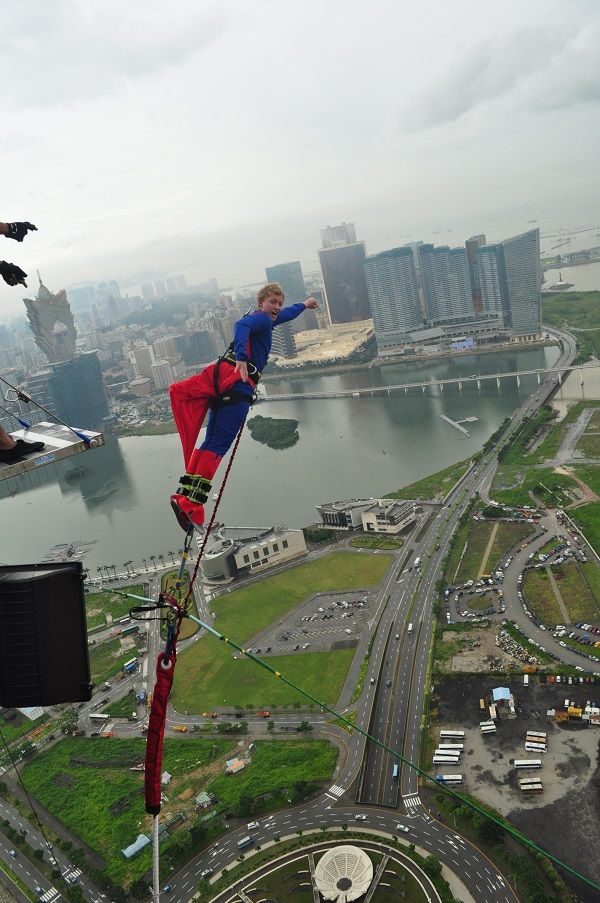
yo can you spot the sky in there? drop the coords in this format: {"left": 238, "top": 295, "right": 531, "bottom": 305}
{"left": 1, "top": 0, "right": 599, "bottom": 317}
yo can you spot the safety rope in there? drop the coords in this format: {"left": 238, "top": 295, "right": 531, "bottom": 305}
{"left": 0, "top": 373, "right": 99, "bottom": 446}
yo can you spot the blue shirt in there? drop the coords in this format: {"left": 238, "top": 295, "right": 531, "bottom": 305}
{"left": 232, "top": 303, "right": 306, "bottom": 394}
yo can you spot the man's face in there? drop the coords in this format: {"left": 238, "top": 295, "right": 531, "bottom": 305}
{"left": 259, "top": 293, "right": 284, "bottom": 320}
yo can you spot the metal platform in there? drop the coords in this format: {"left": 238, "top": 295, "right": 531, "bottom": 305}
{"left": 0, "top": 421, "right": 104, "bottom": 482}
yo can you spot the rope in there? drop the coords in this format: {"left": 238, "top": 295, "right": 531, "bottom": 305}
{"left": 0, "top": 373, "right": 98, "bottom": 446}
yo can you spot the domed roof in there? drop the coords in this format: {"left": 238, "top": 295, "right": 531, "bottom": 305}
{"left": 36, "top": 273, "right": 54, "bottom": 302}
{"left": 314, "top": 845, "right": 373, "bottom": 902}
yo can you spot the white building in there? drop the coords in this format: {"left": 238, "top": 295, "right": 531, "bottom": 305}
{"left": 361, "top": 499, "right": 416, "bottom": 535}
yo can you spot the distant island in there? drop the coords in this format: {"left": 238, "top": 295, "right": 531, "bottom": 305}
{"left": 247, "top": 414, "right": 299, "bottom": 449}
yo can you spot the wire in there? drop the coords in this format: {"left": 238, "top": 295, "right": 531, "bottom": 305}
{"left": 0, "top": 374, "right": 98, "bottom": 447}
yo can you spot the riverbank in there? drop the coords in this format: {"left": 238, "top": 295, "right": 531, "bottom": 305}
{"left": 264, "top": 337, "right": 557, "bottom": 383}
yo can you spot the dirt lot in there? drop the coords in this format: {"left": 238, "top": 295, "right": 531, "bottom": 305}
{"left": 432, "top": 674, "right": 600, "bottom": 900}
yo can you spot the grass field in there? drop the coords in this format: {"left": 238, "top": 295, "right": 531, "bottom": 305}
{"left": 522, "top": 569, "right": 562, "bottom": 625}
{"left": 88, "top": 637, "right": 141, "bottom": 687}
{"left": 22, "top": 736, "right": 236, "bottom": 886}
{"left": 553, "top": 563, "right": 600, "bottom": 623}
{"left": 448, "top": 520, "right": 533, "bottom": 585}
{"left": 85, "top": 584, "right": 145, "bottom": 631}
{"left": 350, "top": 535, "right": 403, "bottom": 550}
{"left": 570, "top": 502, "right": 600, "bottom": 558}
{"left": 387, "top": 457, "right": 472, "bottom": 501}
{"left": 488, "top": 522, "right": 533, "bottom": 567}
{"left": 490, "top": 465, "right": 578, "bottom": 508}
{"left": 173, "top": 552, "right": 390, "bottom": 708}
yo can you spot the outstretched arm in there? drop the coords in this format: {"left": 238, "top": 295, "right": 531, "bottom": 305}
{"left": 0, "top": 221, "right": 38, "bottom": 242}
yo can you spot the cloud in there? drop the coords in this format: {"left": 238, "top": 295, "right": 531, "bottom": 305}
{"left": 0, "top": 0, "right": 230, "bottom": 110}
{"left": 399, "top": 20, "right": 593, "bottom": 132}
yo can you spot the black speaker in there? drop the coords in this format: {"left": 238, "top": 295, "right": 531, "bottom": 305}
{"left": 0, "top": 562, "right": 92, "bottom": 706}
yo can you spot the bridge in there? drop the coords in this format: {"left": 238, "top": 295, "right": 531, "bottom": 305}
{"left": 260, "top": 363, "right": 599, "bottom": 403}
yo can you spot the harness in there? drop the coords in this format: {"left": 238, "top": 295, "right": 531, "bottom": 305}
{"left": 211, "top": 341, "right": 260, "bottom": 409}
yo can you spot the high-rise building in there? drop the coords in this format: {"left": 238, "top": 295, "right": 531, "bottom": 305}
{"left": 364, "top": 247, "right": 422, "bottom": 355}
{"left": 417, "top": 245, "right": 473, "bottom": 323}
{"left": 49, "top": 352, "right": 109, "bottom": 430}
{"left": 152, "top": 335, "right": 179, "bottom": 361}
{"left": 465, "top": 234, "right": 486, "bottom": 313}
{"left": 265, "top": 261, "right": 317, "bottom": 331}
{"left": 151, "top": 359, "right": 177, "bottom": 389}
{"left": 270, "top": 322, "right": 297, "bottom": 359}
{"left": 318, "top": 241, "right": 371, "bottom": 324}
{"left": 321, "top": 222, "right": 357, "bottom": 248}
{"left": 501, "top": 228, "right": 541, "bottom": 337}
{"left": 23, "top": 277, "right": 77, "bottom": 363}
{"left": 132, "top": 342, "right": 155, "bottom": 379}
{"left": 176, "top": 331, "right": 215, "bottom": 367}
{"left": 476, "top": 244, "right": 511, "bottom": 324}
{"left": 476, "top": 228, "right": 541, "bottom": 338}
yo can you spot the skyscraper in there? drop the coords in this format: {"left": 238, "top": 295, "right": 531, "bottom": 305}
{"left": 364, "top": 247, "right": 421, "bottom": 355}
{"left": 501, "top": 229, "right": 541, "bottom": 337}
{"left": 318, "top": 241, "right": 371, "bottom": 324}
{"left": 476, "top": 228, "right": 541, "bottom": 338}
{"left": 465, "top": 234, "right": 486, "bottom": 313}
{"left": 49, "top": 352, "right": 109, "bottom": 430}
{"left": 23, "top": 277, "right": 77, "bottom": 363}
{"left": 417, "top": 245, "right": 474, "bottom": 323}
{"left": 321, "top": 222, "right": 357, "bottom": 248}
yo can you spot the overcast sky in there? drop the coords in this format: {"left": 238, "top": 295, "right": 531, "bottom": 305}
{"left": 1, "top": 0, "right": 599, "bottom": 318}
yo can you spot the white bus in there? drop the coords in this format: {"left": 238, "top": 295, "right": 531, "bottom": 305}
{"left": 514, "top": 759, "right": 542, "bottom": 769}
{"left": 525, "top": 742, "right": 546, "bottom": 753}
{"left": 438, "top": 743, "right": 464, "bottom": 751}
{"left": 435, "top": 774, "right": 463, "bottom": 784}
{"left": 89, "top": 713, "right": 110, "bottom": 723}
{"left": 440, "top": 730, "right": 465, "bottom": 739}
{"left": 520, "top": 782, "right": 543, "bottom": 793}
{"left": 392, "top": 763, "right": 399, "bottom": 781}
{"left": 526, "top": 730, "right": 547, "bottom": 739}
{"left": 433, "top": 755, "right": 460, "bottom": 765}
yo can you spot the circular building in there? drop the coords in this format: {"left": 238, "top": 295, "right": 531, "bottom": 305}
{"left": 314, "top": 845, "right": 373, "bottom": 902}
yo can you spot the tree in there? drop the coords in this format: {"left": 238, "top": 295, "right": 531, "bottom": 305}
{"left": 423, "top": 855, "right": 442, "bottom": 879}
{"left": 478, "top": 818, "right": 505, "bottom": 845}
{"left": 267, "top": 720, "right": 275, "bottom": 733}
{"left": 142, "top": 558, "right": 148, "bottom": 571}
{"left": 297, "top": 720, "right": 313, "bottom": 732}
{"left": 130, "top": 878, "right": 150, "bottom": 899}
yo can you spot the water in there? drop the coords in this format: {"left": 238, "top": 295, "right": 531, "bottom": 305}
{"left": 1, "top": 346, "right": 560, "bottom": 573}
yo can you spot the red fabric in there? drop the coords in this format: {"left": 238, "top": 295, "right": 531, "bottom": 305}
{"left": 144, "top": 651, "right": 176, "bottom": 815}
{"left": 170, "top": 364, "right": 250, "bottom": 467}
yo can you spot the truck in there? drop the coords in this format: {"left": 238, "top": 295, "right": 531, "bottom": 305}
{"left": 173, "top": 724, "right": 188, "bottom": 732}
{"left": 414, "top": 556, "right": 421, "bottom": 568}
{"left": 407, "top": 622, "right": 414, "bottom": 634}
{"left": 256, "top": 710, "right": 270, "bottom": 718}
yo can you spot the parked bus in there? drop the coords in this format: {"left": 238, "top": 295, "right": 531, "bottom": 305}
{"left": 123, "top": 657, "right": 138, "bottom": 674}
{"left": 438, "top": 743, "right": 464, "bottom": 751}
{"left": 526, "top": 730, "right": 547, "bottom": 739}
{"left": 433, "top": 755, "right": 460, "bottom": 765}
{"left": 89, "top": 714, "right": 110, "bottom": 723}
{"left": 440, "top": 730, "right": 465, "bottom": 739}
{"left": 520, "top": 782, "right": 544, "bottom": 793}
{"left": 514, "top": 760, "right": 542, "bottom": 769}
{"left": 435, "top": 774, "right": 463, "bottom": 784}
{"left": 392, "top": 763, "right": 399, "bottom": 781}
{"left": 525, "top": 742, "right": 546, "bottom": 753}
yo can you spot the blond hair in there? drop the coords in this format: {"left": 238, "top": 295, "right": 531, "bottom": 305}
{"left": 256, "top": 282, "right": 284, "bottom": 305}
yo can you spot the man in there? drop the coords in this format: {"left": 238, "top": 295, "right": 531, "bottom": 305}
{"left": 0, "top": 219, "right": 45, "bottom": 461}
{"left": 170, "top": 283, "right": 318, "bottom": 529}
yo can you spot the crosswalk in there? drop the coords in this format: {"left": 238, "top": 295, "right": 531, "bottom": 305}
{"left": 402, "top": 793, "right": 421, "bottom": 811}
{"left": 325, "top": 784, "right": 345, "bottom": 800}
{"left": 41, "top": 889, "right": 59, "bottom": 902}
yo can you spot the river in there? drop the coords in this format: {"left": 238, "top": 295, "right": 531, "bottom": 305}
{"left": 1, "top": 346, "right": 563, "bottom": 573}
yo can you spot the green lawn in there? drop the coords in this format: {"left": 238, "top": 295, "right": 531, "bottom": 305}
{"left": 490, "top": 466, "right": 578, "bottom": 508}
{"left": 553, "top": 563, "right": 600, "bottom": 623}
{"left": 570, "top": 502, "right": 600, "bottom": 558}
{"left": 22, "top": 737, "right": 236, "bottom": 886}
{"left": 88, "top": 637, "right": 140, "bottom": 686}
{"left": 454, "top": 522, "right": 495, "bottom": 584}
{"left": 173, "top": 551, "right": 390, "bottom": 708}
{"left": 350, "top": 535, "right": 403, "bottom": 549}
{"left": 522, "top": 569, "right": 563, "bottom": 625}
{"left": 207, "top": 740, "right": 337, "bottom": 811}
{"left": 387, "top": 457, "right": 472, "bottom": 501}
{"left": 85, "top": 584, "right": 146, "bottom": 631}
{"left": 446, "top": 521, "right": 470, "bottom": 584}
{"left": 488, "top": 522, "right": 533, "bottom": 569}
{"left": 573, "top": 465, "right": 600, "bottom": 496}
{"left": 577, "top": 435, "right": 600, "bottom": 457}
{"left": 448, "top": 520, "right": 533, "bottom": 585}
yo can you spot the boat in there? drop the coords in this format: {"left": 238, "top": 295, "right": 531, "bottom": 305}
{"left": 548, "top": 272, "right": 574, "bottom": 291}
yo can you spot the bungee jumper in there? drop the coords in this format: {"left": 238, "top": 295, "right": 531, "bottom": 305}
{"left": 169, "top": 282, "right": 318, "bottom": 529}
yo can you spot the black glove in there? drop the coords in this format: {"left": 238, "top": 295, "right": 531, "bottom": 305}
{"left": 6, "top": 222, "right": 37, "bottom": 242}
{"left": 0, "top": 261, "right": 28, "bottom": 287}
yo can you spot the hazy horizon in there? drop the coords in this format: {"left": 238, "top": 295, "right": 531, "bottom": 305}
{"left": 2, "top": 0, "right": 599, "bottom": 318}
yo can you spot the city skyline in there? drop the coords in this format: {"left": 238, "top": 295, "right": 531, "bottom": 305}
{"left": 1, "top": 1, "right": 599, "bottom": 319}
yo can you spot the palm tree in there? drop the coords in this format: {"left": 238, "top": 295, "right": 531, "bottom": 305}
{"left": 123, "top": 562, "right": 130, "bottom": 576}
{"left": 142, "top": 558, "right": 148, "bottom": 571}
{"left": 159, "top": 553, "right": 165, "bottom": 568}
{"left": 150, "top": 555, "right": 156, "bottom": 571}
{"left": 168, "top": 550, "right": 176, "bottom": 564}
{"left": 96, "top": 566, "right": 103, "bottom": 582}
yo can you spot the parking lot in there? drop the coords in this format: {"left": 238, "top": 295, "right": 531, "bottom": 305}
{"left": 242, "top": 592, "right": 371, "bottom": 656}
